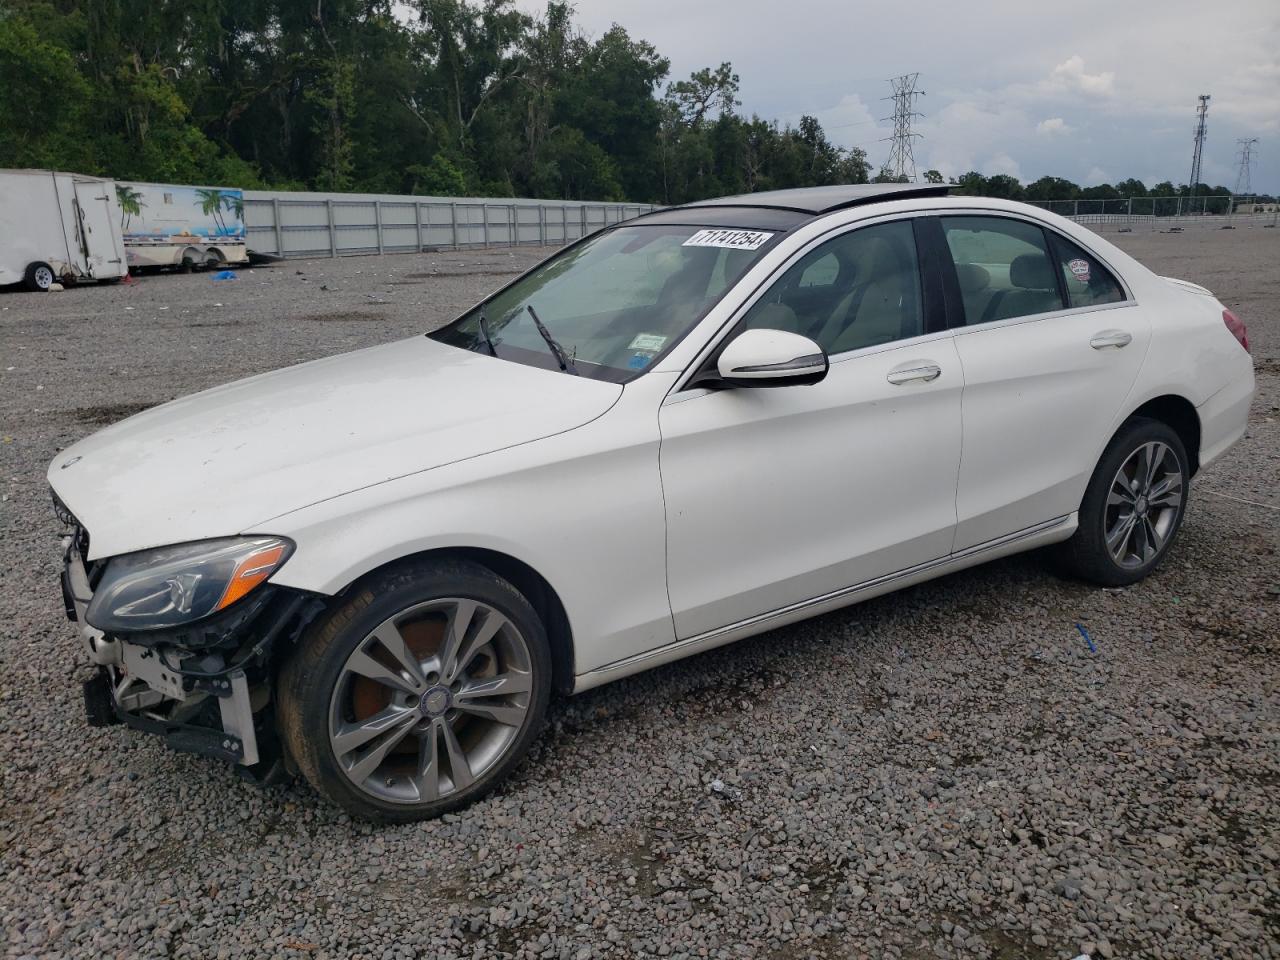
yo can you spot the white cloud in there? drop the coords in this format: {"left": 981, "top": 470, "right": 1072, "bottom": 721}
{"left": 808, "top": 93, "right": 880, "bottom": 140}
{"left": 1036, "top": 117, "right": 1072, "bottom": 136}
{"left": 988, "top": 152, "right": 1023, "bottom": 179}
{"left": 512, "top": 0, "right": 1280, "bottom": 191}
{"left": 1044, "top": 55, "right": 1115, "bottom": 97}
{"left": 1085, "top": 166, "right": 1111, "bottom": 184}
{"left": 917, "top": 97, "right": 1028, "bottom": 179}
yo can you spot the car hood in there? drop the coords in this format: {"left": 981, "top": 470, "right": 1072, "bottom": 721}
{"left": 48, "top": 336, "right": 621, "bottom": 560}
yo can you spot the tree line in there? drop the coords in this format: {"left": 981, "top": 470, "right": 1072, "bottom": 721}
{"left": 0, "top": 0, "right": 867, "bottom": 202}
{"left": 0, "top": 0, "right": 1268, "bottom": 204}
{"left": 932, "top": 170, "right": 1269, "bottom": 204}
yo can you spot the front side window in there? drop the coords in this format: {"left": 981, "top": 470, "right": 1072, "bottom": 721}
{"left": 430, "top": 225, "right": 775, "bottom": 382}
{"left": 737, "top": 219, "right": 924, "bottom": 355}
{"left": 942, "top": 216, "right": 1064, "bottom": 324}
{"left": 1048, "top": 233, "right": 1126, "bottom": 309}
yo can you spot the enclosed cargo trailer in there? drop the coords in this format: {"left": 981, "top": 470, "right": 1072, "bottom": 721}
{"left": 0, "top": 169, "right": 128, "bottom": 290}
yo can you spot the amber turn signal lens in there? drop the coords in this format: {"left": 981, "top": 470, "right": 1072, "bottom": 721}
{"left": 214, "top": 542, "right": 288, "bottom": 612}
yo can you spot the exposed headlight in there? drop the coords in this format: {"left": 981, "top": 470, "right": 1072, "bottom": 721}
{"left": 85, "top": 537, "right": 293, "bottom": 632}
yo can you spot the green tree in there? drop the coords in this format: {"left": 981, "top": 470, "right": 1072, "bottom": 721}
{"left": 0, "top": 18, "right": 92, "bottom": 170}
{"left": 983, "top": 174, "right": 1023, "bottom": 199}
{"left": 1024, "top": 176, "right": 1079, "bottom": 203}
{"left": 949, "top": 171, "right": 988, "bottom": 195}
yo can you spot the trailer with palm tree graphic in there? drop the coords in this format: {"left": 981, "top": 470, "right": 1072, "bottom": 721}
{"left": 116, "top": 182, "right": 249, "bottom": 270}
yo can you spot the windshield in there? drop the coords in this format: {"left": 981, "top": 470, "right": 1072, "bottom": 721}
{"left": 429, "top": 224, "right": 777, "bottom": 382}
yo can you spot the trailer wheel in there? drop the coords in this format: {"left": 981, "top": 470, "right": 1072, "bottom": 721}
{"left": 23, "top": 262, "right": 55, "bottom": 292}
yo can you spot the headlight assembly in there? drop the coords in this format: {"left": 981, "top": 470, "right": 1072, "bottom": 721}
{"left": 85, "top": 537, "right": 293, "bottom": 632}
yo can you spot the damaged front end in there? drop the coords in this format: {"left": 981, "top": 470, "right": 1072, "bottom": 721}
{"left": 58, "top": 498, "right": 324, "bottom": 784}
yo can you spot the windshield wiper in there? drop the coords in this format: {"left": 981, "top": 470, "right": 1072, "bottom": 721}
{"left": 476, "top": 308, "right": 498, "bottom": 356}
{"left": 525, "top": 304, "right": 577, "bottom": 375}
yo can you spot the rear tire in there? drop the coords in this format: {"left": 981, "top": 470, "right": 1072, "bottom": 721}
{"left": 23, "top": 261, "right": 55, "bottom": 292}
{"left": 1057, "top": 417, "right": 1189, "bottom": 586}
{"left": 278, "top": 558, "right": 551, "bottom": 823}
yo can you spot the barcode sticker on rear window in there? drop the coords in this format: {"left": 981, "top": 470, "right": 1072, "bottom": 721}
{"left": 683, "top": 229, "right": 774, "bottom": 250}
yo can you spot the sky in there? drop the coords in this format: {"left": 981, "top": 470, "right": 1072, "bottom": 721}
{"left": 513, "top": 0, "right": 1280, "bottom": 193}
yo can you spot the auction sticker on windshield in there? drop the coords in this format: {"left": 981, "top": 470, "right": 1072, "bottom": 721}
{"left": 628, "top": 333, "right": 668, "bottom": 352}
{"left": 683, "top": 229, "right": 774, "bottom": 250}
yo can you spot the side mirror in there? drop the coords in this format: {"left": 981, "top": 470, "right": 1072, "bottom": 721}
{"left": 714, "top": 328, "right": 829, "bottom": 387}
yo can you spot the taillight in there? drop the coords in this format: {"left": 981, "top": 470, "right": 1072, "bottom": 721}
{"left": 1223, "top": 309, "right": 1249, "bottom": 353}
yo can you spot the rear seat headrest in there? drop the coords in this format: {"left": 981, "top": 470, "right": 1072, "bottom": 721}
{"left": 954, "top": 262, "right": 990, "bottom": 294}
{"left": 1010, "top": 253, "right": 1057, "bottom": 290}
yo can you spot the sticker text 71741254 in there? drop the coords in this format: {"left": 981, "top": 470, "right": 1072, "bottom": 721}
{"left": 682, "top": 229, "right": 774, "bottom": 251}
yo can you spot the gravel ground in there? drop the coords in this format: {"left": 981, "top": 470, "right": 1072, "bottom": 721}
{"left": 1, "top": 228, "right": 1277, "bottom": 960}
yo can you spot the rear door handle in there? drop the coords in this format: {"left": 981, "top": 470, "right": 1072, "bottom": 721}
{"left": 886, "top": 361, "right": 942, "bottom": 385}
{"left": 1090, "top": 329, "right": 1132, "bottom": 350}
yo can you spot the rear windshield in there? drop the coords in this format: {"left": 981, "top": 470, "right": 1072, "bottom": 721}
{"left": 429, "top": 224, "right": 780, "bottom": 382}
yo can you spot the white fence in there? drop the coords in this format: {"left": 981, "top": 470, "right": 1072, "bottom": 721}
{"left": 239, "top": 187, "right": 1278, "bottom": 259}
{"left": 242, "top": 189, "right": 657, "bottom": 259}
{"left": 1027, "top": 194, "right": 1279, "bottom": 232}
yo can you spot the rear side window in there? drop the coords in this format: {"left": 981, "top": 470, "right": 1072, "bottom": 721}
{"left": 941, "top": 216, "right": 1064, "bottom": 325}
{"left": 1048, "top": 233, "right": 1126, "bottom": 309}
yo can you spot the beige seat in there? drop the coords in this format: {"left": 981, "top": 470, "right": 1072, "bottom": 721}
{"left": 953, "top": 262, "right": 993, "bottom": 323}
{"left": 821, "top": 237, "right": 919, "bottom": 354}
{"left": 982, "top": 253, "right": 1061, "bottom": 322}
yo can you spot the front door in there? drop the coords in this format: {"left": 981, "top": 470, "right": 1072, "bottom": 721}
{"left": 659, "top": 218, "right": 964, "bottom": 639}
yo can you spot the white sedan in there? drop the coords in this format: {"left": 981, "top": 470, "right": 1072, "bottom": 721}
{"left": 49, "top": 184, "right": 1254, "bottom": 821}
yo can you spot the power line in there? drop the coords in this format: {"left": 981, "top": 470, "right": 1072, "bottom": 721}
{"left": 881, "top": 73, "right": 924, "bottom": 182}
{"left": 1234, "top": 138, "right": 1258, "bottom": 196}
{"left": 1187, "top": 94, "right": 1210, "bottom": 197}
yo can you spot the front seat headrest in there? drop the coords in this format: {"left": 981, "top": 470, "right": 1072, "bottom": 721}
{"left": 1009, "top": 253, "right": 1057, "bottom": 290}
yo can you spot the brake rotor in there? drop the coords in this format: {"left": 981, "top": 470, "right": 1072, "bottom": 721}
{"left": 351, "top": 614, "right": 446, "bottom": 720}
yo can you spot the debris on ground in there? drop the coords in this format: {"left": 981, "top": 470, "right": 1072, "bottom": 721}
{"left": 1075, "top": 622, "right": 1097, "bottom": 654}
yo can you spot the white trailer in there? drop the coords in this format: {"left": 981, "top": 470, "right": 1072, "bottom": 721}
{"left": 117, "top": 181, "right": 249, "bottom": 270}
{"left": 0, "top": 169, "right": 129, "bottom": 291}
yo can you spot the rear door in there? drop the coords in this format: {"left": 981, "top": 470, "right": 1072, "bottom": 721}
{"left": 659, "top": 217, "right": 964, "bottom": 638}
{"left": 939, "top": 214, "right": 1150, "bottom": 550}
{"left": 72, "top": 179, "right": 126, "bottom": 279}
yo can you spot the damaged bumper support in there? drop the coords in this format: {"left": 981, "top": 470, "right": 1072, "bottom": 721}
{"left": 64, "top": 534, "right": 318, "bottom": 779}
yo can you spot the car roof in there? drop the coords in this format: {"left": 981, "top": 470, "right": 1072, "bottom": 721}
{"left": 677, "top": 183, "right": 950, "bottom": 215}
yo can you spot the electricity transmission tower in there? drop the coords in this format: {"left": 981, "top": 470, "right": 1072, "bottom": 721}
{"left": 1187, "top": 94, "right": 1210, "bottom": 199}
{"left": 1233, "top": 138, "right": 1258, "bottom": 196}
{"left": 881, "top": 73, "right": 924, "bottom": 182}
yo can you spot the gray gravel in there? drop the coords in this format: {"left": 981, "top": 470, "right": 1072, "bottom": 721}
{"left": 2, "top": 231, "right": 1277, "bottom": 960}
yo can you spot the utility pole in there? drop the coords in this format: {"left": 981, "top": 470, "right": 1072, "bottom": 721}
{"left": 1187, "top": 94, "right": 1210, "bottom": 201}
{"left": 1233, "top": 138, "right": 1258, "bottom": 197}
{"left": 881, "top": 73, "right": 924, "bottom": 182}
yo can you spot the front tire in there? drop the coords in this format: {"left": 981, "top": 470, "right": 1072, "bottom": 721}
{"left": 278, "top": 558, "right": 551, "bottom": 823}
{"left": 23, "top": 261, "right": 55, "bottom": 292}
{"left": 1058, "top": 417, "right": 1189, "bottom": 586}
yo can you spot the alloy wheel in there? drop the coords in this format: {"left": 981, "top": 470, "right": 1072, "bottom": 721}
{"left": 33, "top": 266, "right": 54, "bottom": 290}
{"left": 1104, "top": 441, "right": 1183, "bottom": 569}
{"left": 327, "top": 597, "right": 533, "bottom": 804}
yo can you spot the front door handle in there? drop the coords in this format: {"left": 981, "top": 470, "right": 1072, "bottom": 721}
{"left": 886, "top": 361, "right": 942, "bottom": 385}
{"left": 1090, "top": 329, "right": 1132, "bottom": 350}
